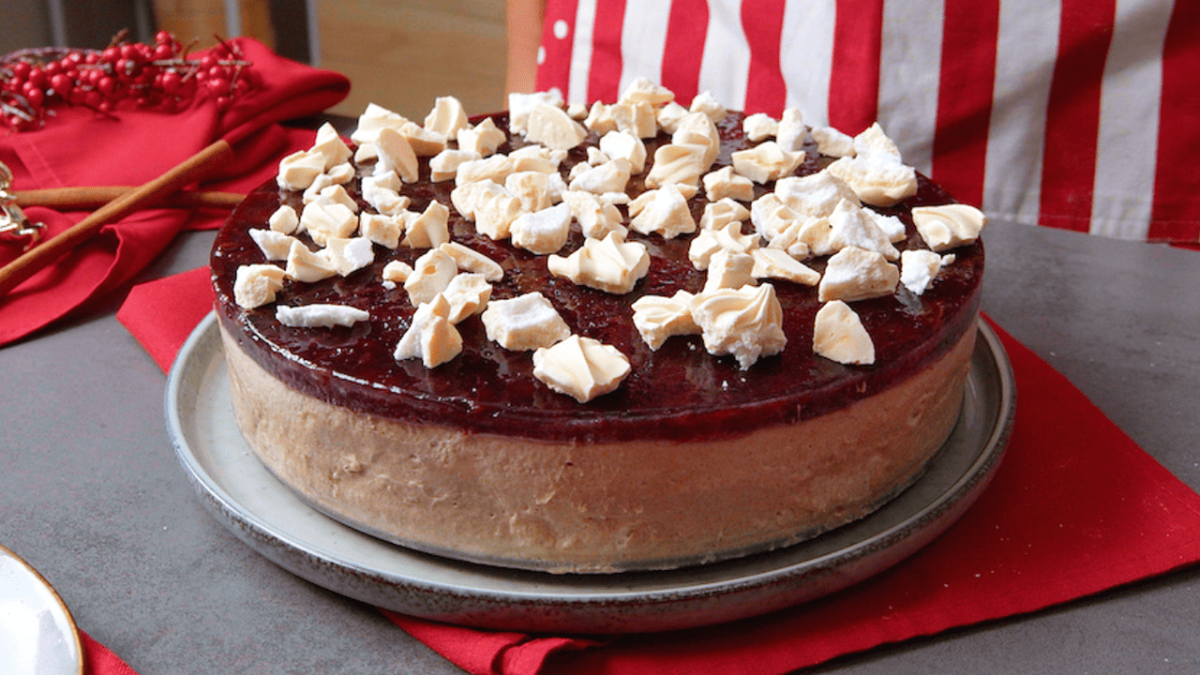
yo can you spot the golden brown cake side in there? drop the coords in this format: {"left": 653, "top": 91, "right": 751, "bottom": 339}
{"left": 220, "top": 320, "right": 975, "bottom": 573}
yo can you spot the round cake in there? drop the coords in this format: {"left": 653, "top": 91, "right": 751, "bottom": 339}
{"left": 210, "top": 86, "right": 986, "bottom": 573}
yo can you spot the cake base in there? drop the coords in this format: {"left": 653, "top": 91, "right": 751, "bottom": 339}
{"left": 219, "top": 322, "right": 976, "bottom": 573}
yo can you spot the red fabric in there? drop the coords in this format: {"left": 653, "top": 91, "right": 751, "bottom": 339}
{"left": 661, "top": 0, "right": 709, "bottom": 105}
{"left": 930, "top": 0, "right": 999, "bottom": 209}
{"left": 1150, "top": 0, "right": 1200, "bottom": 242}
{"left": 81, "top": 630, "right": 139, "bottom": 675}
{"left": 829, "top": 0, "right": 884, "bottom": 135}
{"left": 740, "top": 0, "right": 789, "bottom": 116}
{"left": 0, "top": 38, "right": 348, "bottom": 346}
{"left": 1038, "top": 0, "right": 1116, "bottom": 233}
{"left": 119, "top": 269, "right": 1200, "bottom": 675}
{"left": 587, "top": 0, "right": 628, "bottom": 104}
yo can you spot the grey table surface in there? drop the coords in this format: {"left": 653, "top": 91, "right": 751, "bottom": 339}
{"left": 2, "top": 216, "right": 1198, "bottom": 674}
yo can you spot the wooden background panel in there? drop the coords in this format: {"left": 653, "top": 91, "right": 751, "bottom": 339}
{"left": 316, "top": 0, "right": 508, "bottom": 119}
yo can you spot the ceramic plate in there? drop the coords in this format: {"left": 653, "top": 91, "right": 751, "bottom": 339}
{"left": 166, "top": 314, "right": 1015, "bottom": 634}
{"left": 0, "top": 544, "right": 84, "bottom": 675}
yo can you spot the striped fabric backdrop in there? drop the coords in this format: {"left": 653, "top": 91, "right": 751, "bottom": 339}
{"left": 533, "top": 0, "right": 1200, "bottom": 243}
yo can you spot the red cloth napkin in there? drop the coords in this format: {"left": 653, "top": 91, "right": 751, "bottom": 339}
{"left": 0, "top": 38, "right": 349, "bottom": 346}
{"left": 118, "top": 274, "right": 1200, "bottom": 674}
{"left": 82, "top": 630, "right": 138, "bottom": 675}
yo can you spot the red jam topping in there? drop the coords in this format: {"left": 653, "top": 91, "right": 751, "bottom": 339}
{"left": 211, "top": 113, "right": 983, "bottom": 443}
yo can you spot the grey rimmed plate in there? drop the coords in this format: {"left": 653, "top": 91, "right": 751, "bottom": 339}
{"left": 166, "top": 313, "right": 1015, "bottom": 634}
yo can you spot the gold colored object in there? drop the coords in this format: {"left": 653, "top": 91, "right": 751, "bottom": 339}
{"left": 0, "top": 161, "right": 45, "bottom": 250}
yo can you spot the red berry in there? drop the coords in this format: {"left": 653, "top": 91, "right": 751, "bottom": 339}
{"left": 205, "top": 76, "right": 229, "bottom": 95}
{"left": 101, "top": 47, "right": 120, "bottom": 63}
{"left": 97, "top": 76, "right": 116, "bottom": 96}
{"left": 161, "top": 70, "right": 182, "bottom": 94}
{"left": 120, "top": 44, "right": 138, "bottom": 60}
{"left": 11, "top": 61, "right": 31, "bottom": 80}
{"left": 156, "top": 30, "right": 173, "bottom": 45}
{"left": 24, "top": 88, "right": 44, "bottom": 108}
{"left": 27, "top": 67, "right": 45, "bottom": 88}
{"left": 44, "top": 61, "right": 62, "bottom": 76}
{"left": 152, "top": 44, "right": 173, "bottom": 61}
{"left": 49, "top": 73, "right": 71, "bottom": 96}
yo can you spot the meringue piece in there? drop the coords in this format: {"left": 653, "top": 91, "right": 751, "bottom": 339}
{"left": 854, "top": 122, "right": 903, "bottom": 162}
{"left": 619, "top": 77, "right": 675, "bottom": 106}
{"left": 912, "top": 204, "right": 988, "bottom": 251}
{"left": 793, "top": 216, "right": 838, "bottom": 256}
{"left": 234, "top": 264, "right": 285, "bottom": 309}
{"left": 568, "top": 158, "right": 632, "bottom": 195}
{"left": 813, "top": 300, "right": 875, "bottom": 365}
{"left": 866, "top": 209, "right": 908, "bottom": 243}
{"left": 584, "top": 101, "right": 618, "bottom": 135}
{"left": 374, "top": 126, "right": 419, "bottom": 183}
{"left": 644, "top": 143, "right": 708, "bottom": 188}
{"left": 481, "top": 291, "right": 571, "bottom": 351}
{"left": 562, "top": 190, "right": 627, "bottom": 239}
{"left": 611, "top": 99, "right": 658, "bottom": 139}
{"left": 509, "top": 144, "right": 567, "bottom": 172}
{"left": 313, "top": 184, "right": 358, "bottom": 213}
{"left": 511, "top": 202, "right": 573, "bottom": 254}
{"left": 818, "top": 246, "right": 900, "bottom": 302}
{"left": 689, "top": 90, "right": 726, "bottom": 122}
{"left": 699, "top": 198, "right": 751, "bottom": 231}
{"left": 450, "top": 179, "right": 507, "bottom": 220}
{"left": 473, "top": 191, "right": 524, "bottom": 240}
{"left": 441, "top": 273, "right": 493, "bottom": 323}
{"left": 249, "top": 228, "right": 298, "bottom": 261}
{"left": 731, "top": 141, "right": 804, "bottom": 184}
{"left": 750, "top": 193, "right": 799, "bottom": 242}
{"left": 505, "top": 171, "right": 554, "bottom": 213}
{"left": 900, "top": 249, "right": 946, "bottom": 295}
{"left": 655, "top": 101, "right": 689, "bottom": 134}
{"left": 775, "top": 171, "right": 860, "bottom": 218}
{"left": 547, "top": 232, "right": 650, "bottom": 294}
{"left": 325, "top": 162, "right": 356, "bottom": 185}
{"left": 438, "top": 241, "right": 505, "bottom": 282}
{"left": 276, "top": 303, "right": 370, "bottom": 328}
{"left": 324, "top": 236, "right": 375, "bottom": 276}
{"left": 455, "top": 154, "right": 516, "bottom": 186}
{"left": 310, "top": 122, "right": 353, "bottom": 171}
{"left": 456, "top": 117, "right": 508, "bottom": 157}
{"left": 351, "top": 103, "right": 410, "bottom": 145}
{"left": 764, "top": 220, "right": 813, "bottom": 259}
{"left": 810, "top": 126, "right": 856, "bottom": 158}
{"left": 775, "top": 108, "right": 807, "bottom": 152}
{"left": 586, "top": 146, "right": 609, "bottom": 167}
{"left": 381, "top": 260, "right": 414, "bottom": 284}
{"left": 533, "top": 335, "right": 632, "bottom": 403}
{"left": 404, "top": 249, "right": 459, "bottom": 305}
{"left": 743, "top": 113, "right": 779, "bottom": 142}
{"left": 703, "top": 250, "right": 757, "bottom": 293}
{"left": 828, "top": 199, "right": 900, "bottom": 260}
{"left": 361, "top": 175, "right": 411, "bottom": 216}
{"left": 567, "top": 102, "right": 588, "bottom": 119}
{"left": 825, "top": 155, "right": 918, "bottom": 207}
{"left": 423, "top": 95, "right": 470, "bottom": 139}
{"left": 359, "top": 212, "right": 404, "bottom": 249}
{"left": 750, "top": 248, "right": 820, "bottom": 286}
{"left": 398, "top": 121, "right": 447, "bottom": 157}
{"left": 672, "top": 112, "right": 721, "bottom": 167}
{"left": 276, "top": 150, "right": 325, "bottom": 191}
{"left": 268, "top": 204, "right": 299, "bottom": 234}
{"left": 598, "top": 130, "right": 647, "bottom": 174}
{"left": 525, "top": 103, "right": 588, "bottom": 151}
{"left": 284, "top": 241, "right": 337, "bottom": 283}
{"left": 394, "top": 295, "right": 462, "bottom": 368}
{"left": 631, "top": 290, "right": 699, "bottom": 350}
{"left": 508, "top": 90, "right": 565, "bottom": 135}
{"left": 689, "top": 221, "right": 760, "bottom": 270}
{"left": 629, "top": 186, "right": 696, "bottom": 239}
{"left": 299, "top": 201, "right": 357, "bottom": 247}
{"left": 703, "top": 166, "right": 755, "bottom": 203}
{"left": 691, "top": 283, "right": 787, "bottom": 369}
{"left": 403, "top": 201, "right": 451, "bottom": 249}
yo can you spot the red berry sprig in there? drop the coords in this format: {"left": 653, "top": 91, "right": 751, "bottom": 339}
{"left": 0, "top": 30, "right": 257, "bottom": 132}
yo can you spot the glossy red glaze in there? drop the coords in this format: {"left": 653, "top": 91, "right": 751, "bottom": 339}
{"left": 211, "top": 113, "right": 983, "bottom": 443}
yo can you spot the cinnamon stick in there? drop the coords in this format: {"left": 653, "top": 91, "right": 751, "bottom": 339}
{"left": 0, "top": 138, "right": 234, "bottom": 297}
{"left": 14, "top": 186, "right": 244, "bottom": 211}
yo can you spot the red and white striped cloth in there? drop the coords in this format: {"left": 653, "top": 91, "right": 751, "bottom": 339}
{"left": 533, "top": 0, "right": 1200, "bottom": 243}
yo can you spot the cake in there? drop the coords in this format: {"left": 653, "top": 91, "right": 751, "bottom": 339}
{"left": 209, "top": 82, "right": 987, "bottom": 573}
